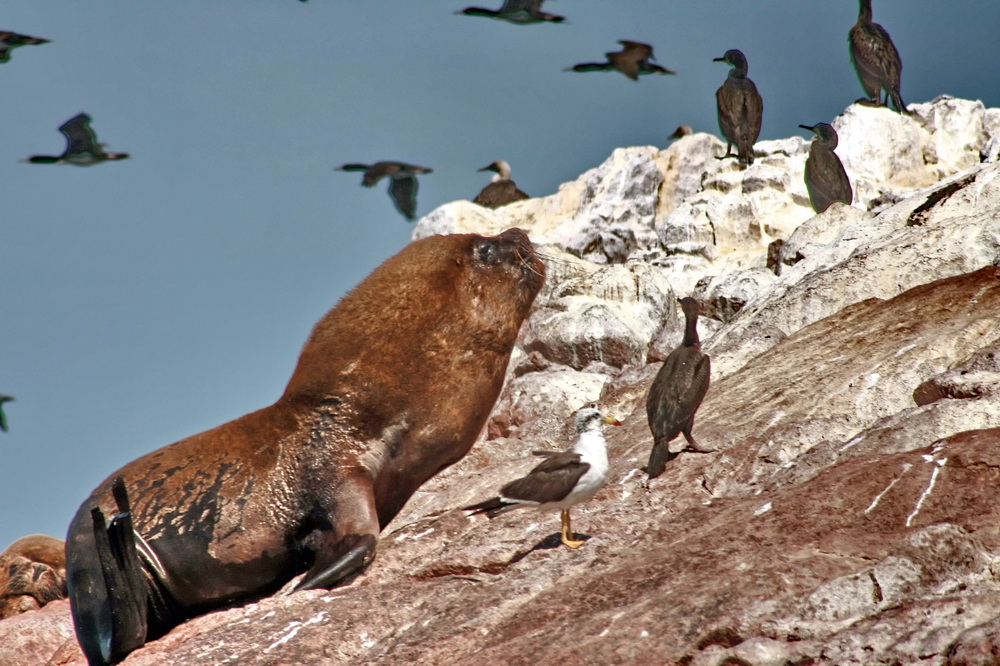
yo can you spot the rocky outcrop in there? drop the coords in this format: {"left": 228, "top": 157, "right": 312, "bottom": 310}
{"left": 4, "top": 97, "right": 1000, "bottom": 665}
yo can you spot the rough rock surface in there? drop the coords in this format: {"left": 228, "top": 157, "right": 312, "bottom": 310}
{"left": 4, "top": 97, "right": 1000, "bottom": 666}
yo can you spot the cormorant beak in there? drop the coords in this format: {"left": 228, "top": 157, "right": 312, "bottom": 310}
{"left": 712, "top": 56, "right": 726, "bottom": 62}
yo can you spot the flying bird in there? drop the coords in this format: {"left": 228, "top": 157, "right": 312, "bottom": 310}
{"left": 473, "top": 160, "right": 530, "bottom": 209}
{"left": 335, "top": 161, "right": 433, "bottom": 221}
{"left": 849, "top": 0, "right": 907, "bottom": 113}
{"left": 0, "top": 395, "right": 13, "bottom": 432}
{"left": 567, "top": 40, "right": 675, "bottom": 81}
{"left": 646, "top": 297, "right": 711, "bottom": 479}
{"left": 464, "top": 406, "right": 622, "bottom": 549}
{"left": 800, "top": 123, "right": 853, "bottom": 214}
{"left": 456, "top": 0, "right": 564, "bottom": 24}
{"left": 25, "top": 113, "right": 130, "bottom": 166}
{"left": 0, "top": 31, "right": 50, "bottom": 63}
{"left": 714, "top": 49, "right": 763, "bottom": 166}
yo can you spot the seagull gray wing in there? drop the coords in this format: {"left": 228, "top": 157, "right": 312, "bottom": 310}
{"left": 500, "top": 452, "right": 589, "bottom": 504}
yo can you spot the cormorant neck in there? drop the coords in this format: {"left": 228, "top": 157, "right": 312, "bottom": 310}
{"left": 858, "top": 0, "right": 872, "bottom": 22}
{"left": 682, "top": 309, "right": 700, "bottom": 347}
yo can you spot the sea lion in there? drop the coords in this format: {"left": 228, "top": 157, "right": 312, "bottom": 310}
{"left": 65, "top": 228, "right": 545, "bottom": 665}
{"left": 0, "top": 534, "right": 67, "bottom": 618}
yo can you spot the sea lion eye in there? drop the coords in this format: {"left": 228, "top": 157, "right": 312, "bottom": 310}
{"left": 476, "top": 241, "right": 500, "bottom": 265}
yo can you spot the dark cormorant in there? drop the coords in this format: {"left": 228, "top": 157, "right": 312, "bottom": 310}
{"left": 0, "top": 394, "right": 12, "bottom": 432}
{"left": 473, "top": 160, "right": 530, "bottom": 208}
{"left": 0, "top": 31, "right": 49, "bottom": 63}
{"left": 849, "top": 0, "right": 907, "bottom": 113}
{"left": 668, "top": 125, "right": 693, "bottom": 141}
{"left": 713, "top": 49, "right": 763, "bottom": 166}
{"left": 567, "top": 40, "right": 676, "bottom": 81}
{"left": 464, "top": 407, "right": 621, "bottom": 549}
{"left": 800, "top": 123, "right": 853, "bottom": 214}
{"left": 336, "top": 161, "right": 433, "bottom": 221}
{"left": 25, "top": 114, "right": 129, "bottom": 166}
{"left": 646, "top": 297, "right": 712, "bottom": 479}
{"left": 457, "top": 0, "right": 564, "bottom": 24}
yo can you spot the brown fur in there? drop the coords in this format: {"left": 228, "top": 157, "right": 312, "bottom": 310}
{"left": 66, "top": 229, "right": 544, "bottom": 664}
{"left": 0, "top": 534, "right": 67, "bottom": 618}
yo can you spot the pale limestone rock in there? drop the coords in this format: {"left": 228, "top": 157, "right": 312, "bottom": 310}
{"left": 693, "top": 267, "right": 777, "bottom": 323}
{"left": 524, "top": 254, "right": 675, "bottom": 370}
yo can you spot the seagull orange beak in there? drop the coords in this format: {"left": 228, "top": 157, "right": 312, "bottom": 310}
{"left": 603, "top": 416, "right": 623, "bottom": 426}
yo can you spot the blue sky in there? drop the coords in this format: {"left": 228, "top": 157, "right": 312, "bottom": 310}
{"left": 2, "top": 1, "right": 998, "bottom": 549}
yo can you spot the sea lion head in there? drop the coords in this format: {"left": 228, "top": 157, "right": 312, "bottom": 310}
{"left": 283, "top": 228, "right": 545, "bottom": 404}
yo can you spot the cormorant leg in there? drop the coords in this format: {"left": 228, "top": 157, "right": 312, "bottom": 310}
{"left": 646, "top": 439, "right": 679, "bottom": 479}
{"left": 680, "top": 428, "right": 716, "bottom": 455}
{"left": 560, "top": 510, "right": 585, "bottom": 549}
{"left": 293, "top": 473, "right": 380, "bottom": 591}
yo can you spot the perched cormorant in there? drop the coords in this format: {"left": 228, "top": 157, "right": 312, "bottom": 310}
{"left": 473, "top": 160, "right": 530, "bottom": 208}
{"left": 335, "top": 161, "right": 433, "bottom": 221}
{"left": 25, "top": 114, "right": 129, "bottom": 166}
{"left": 800, "top": 123, "right": 853, "bottom": 214}
{"left": 464, "top": 407, "right": 622, "bottom": 549}
{"left": 849, "top": 0, "right": 907, "bottom": 113}
{"left": 0, "top": 31, "right": 49, "bottom": 63}
{"left": 567, "top": 40, "right": 676, "bottom": 81}
{"left": 646, "top": 297, "right": 711, "bottom": 479}
{"left": 0, "top": 394, "right": 13, "bottom": 432}
{"left": 457, "top": 0, "right": 564, "bottom": 24}
{"left": 713, "top": 49, "right": 762, "bottom": 166}
{"left": 668, "top": 125, "right": 693, "bottom": 141}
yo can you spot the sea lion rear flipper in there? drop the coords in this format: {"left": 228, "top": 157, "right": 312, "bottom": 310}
{"left": 293, "top": 533, "right": 377, "bottom": 591}
{"left": 90, "top": 477, "right": 149, "bottom": 664}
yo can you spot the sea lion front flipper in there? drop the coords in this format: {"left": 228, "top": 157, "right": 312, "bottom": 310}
{"left": 293, "top": 533, "right": 377, "bottom": 591}
{"left": 293, "top": 474, "right": 380, "bottom": 591}
{"left": 90, "top": 477, "right": 149, "bottom": 664}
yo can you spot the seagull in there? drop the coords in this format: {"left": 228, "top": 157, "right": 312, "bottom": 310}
{"left": 713, "top": 49, "right": 763, "bottom": 166}
{"left": 0, "top": 395, "right": 13, "bottom": 432}
{"left": 335, "top": 161, "right": 433, "bottom": 221}
{"left": 464, "top": 406, "right": 622, "bottom": 549}
{"left": 0, "top": 31, "right": 50, "bottom": 63}
{"left": 567, "top": 40, "right": 676, "bottom": 81}
{"left": 473, "top": 160, "right": 530, "bottom": 209}
{"left": 25, "top": 113, "right": 130, "bottom": 166}
{"left": 646, "top": 297, "right": 712, "bottom": 479}
{"left": 456, "top": 0, "right": 564, "bottom": 24}
{"left": 800, "top": 123, "right": 853, "bottom": 214}
{"left": 849, "top": 0, "right": 907, "bottom": 113}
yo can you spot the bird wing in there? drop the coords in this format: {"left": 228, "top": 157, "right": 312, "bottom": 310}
{"left": 0, "top": 406, "right": 7, "bottom": 432}
{"left": 609, "top": 48, "right": 642, "bottom": 81}
{"left": 500, "top": 452, "right": 589, "bottom": 504}
{"left": 619, "top": 40, "right": 653, "bottom": 60}
{"left": 716, "top": 78, "right": 762, "bottom": 147}
{"left": 849, "top": 23, "right": 902, "bottom": 93}
{"left": 59, "top": 113, "right": 99, "bottom": 156}
{"left": 804, "top": 144, "right": 853, "bottom": 213}
{"left": 388, "top": 174, "right": 418, "bottom": 220}
{"left": 500, "top": 0, "right": 538, "bottom": 11}
{"left": 646, "top": 349, "right": 711, "bottom": 444}
{"left": 473, "top": 180, "right": 529, "bottom": 208}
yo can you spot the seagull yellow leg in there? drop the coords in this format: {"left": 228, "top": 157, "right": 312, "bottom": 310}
{"left": 560, "top": 510, "right": 585, "bottom": 549}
